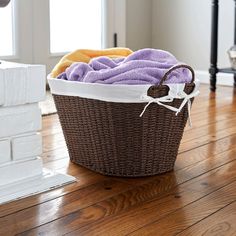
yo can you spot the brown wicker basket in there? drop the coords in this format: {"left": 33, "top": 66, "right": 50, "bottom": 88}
{"left": 51, "top": 64, "right": 197, "bottom": 177}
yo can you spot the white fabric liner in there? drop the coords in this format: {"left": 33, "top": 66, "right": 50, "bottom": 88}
{"left": 48, "top": 76, "right": 200, "bottom": 126}
{"left": 48, "top": 76, "right": 200, "bottom": 104}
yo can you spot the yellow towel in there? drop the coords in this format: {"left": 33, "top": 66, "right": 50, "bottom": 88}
{"left": 51, "top": 48, "right": 133, "bottom": 78}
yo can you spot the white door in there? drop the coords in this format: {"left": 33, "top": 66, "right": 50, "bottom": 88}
{"left": 0, "top": 0, "right": 126, "bottom": 73}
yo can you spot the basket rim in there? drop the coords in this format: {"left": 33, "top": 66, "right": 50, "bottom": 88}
{"left": 48, "top": 75, "right": 200, "bottom": 104}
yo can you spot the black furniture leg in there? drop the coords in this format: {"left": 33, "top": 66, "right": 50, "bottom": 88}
{"left": 234, "top": 0, "right": 236, "bottom": 87}
{"left": 209, "top": 0, "right": 219, "bottom": 92}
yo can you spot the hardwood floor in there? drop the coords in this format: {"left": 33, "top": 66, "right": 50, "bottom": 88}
{"left": 1, "top": 84, "right": 236, "bottom": 236}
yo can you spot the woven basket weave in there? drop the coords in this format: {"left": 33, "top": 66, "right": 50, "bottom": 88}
{"left": 53, "top": 65, "right": 196, "bottom": 177}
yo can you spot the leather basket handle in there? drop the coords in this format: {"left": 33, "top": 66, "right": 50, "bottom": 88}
{"left": 147, "top": 64, "right": 195, "bottom": 98}
{"left": 159, "top": 64, "right": 195, "bottom": 86}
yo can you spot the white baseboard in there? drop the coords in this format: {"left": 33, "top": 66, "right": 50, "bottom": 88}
{"left": 0, "top": 157, "right": 43, "bottom": 186}
{"left": 0, "top": 157, "right": 76, "bottom": 204}
{"left": 0, "top": 169, "right": 76, "bottom": 205}
{"left": 196, "top": 70, "right": 234, "bottom": 86}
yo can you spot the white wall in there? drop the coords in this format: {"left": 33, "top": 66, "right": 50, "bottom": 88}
{"left": 152, "top": 0, "right": 234, "bottom": 72}
{"left": 126, "top": 0, "right": 152, "bottom": 50}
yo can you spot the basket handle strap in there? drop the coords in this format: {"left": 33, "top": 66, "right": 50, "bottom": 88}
{"left": 159, "top": 64, "right": 195, "bottom": 86}
{"left": 141, "top": 65, "right": 198, "bottom": 126}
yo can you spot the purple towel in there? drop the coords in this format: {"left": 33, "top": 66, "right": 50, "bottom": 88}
{"left": 57, "top": 48, "right": 192, "bottom": 84}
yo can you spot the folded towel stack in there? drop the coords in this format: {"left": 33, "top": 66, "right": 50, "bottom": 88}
{"left": 52, "top": 48, "right": 192, "bottom": 84}
{"left": 0, "top": 61, "right": 46, "bottom": 185}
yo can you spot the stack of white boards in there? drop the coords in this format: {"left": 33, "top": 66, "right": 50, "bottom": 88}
{"left": 0, "top": 61, "right": 75, "bottom": 204}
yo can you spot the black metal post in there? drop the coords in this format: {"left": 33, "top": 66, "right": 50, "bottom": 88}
{"left": 113, "top": 33, "right": 118, "bottom": 47}
{"left": 209, "top": 0, "right": 219, "bottom": 92}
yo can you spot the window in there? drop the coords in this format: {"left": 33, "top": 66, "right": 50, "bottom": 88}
{"left": 0, "top": 0, "right": 124, "bottom": 72}
{"left": 49, "top": 0, "right": 103, "bottom": 54}
{"left": 0, "top": 1, "right": 14, "bottom": 56}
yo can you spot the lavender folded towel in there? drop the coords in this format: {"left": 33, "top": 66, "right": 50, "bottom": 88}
{"left": 57, "top": 48, "right": 192, "bottom": 84}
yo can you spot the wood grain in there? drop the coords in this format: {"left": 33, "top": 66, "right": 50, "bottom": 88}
{"left": 128, "top": 181, "right": 236, "bottom": 236}
{"left": 0, "top": 84, "right": 236, "bottom": 236}
{"left": 23, "top": 162, "right": 236, "bottom": 235}
{"left": 0, "top": 180, "right": 132, "bottom": 235}
{"left": 50, "top": 160, "right": 236, "bottom": 236}
{"left": 178, "top": 200, "right": 236, "bottom": 236}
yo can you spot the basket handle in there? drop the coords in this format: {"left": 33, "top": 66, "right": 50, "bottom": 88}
{"left": 159, "top": 64, "right": 195, "bottom": 86}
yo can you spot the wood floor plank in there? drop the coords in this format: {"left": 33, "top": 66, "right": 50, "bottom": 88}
{"left": 182, "top": 117, "right": 236, "bottom": 143}
{"left": 189, "top": 94, "right": 235, "bottom": 115}
{"left": 128, "top": 181, "right": 236, "bottom": 236}
{"left": 178, "top": 200, "right": 236, "bottom": 236}
{"left": 19, "top": 189, "right": 205, "bottom": 236}
{"left": 185, "top": 106, "right": 236, "bottom": 131}
{"left": 42, "top": 147, "right": 69, "bottom": 163}
{"left": 179, "top": 125, "right": 236, "bottom": 153}
{"left": 0, "top": 168, "right": 107, "bottom": 217}
{"left": 19, "top": 149, "right": 236, "bottom": 235}
{"left": 176, "top": 134, "right": 236, "bottom": 168}
{"left": 0, "top": 180, "right": 132, "bottom": 236}
{"left": 1, "top": 84, "right": 236, "bottom": 235}
{"left": 60, "top": 160, "right": 236, "bottom": 236}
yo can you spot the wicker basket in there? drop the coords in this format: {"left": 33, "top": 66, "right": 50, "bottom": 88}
{"left": 49, "top": 64, "right": 199, "bottom": 177}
